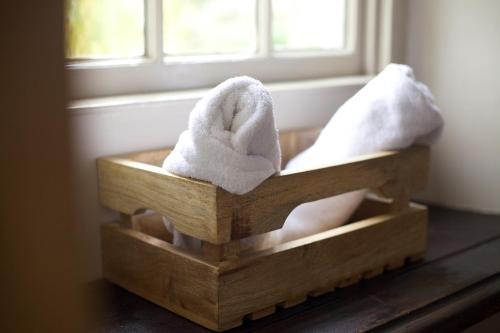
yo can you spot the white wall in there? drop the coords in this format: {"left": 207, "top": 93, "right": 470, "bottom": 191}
{"left": 405, "top": 0, "right": 500, "bottom": 213}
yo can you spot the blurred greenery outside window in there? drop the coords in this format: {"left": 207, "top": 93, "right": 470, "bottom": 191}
{"left": 66, "top": 0, "right": 347, "bottom": 60}
{"left": 66, "top": 0, "right": 145, "bottom": 59}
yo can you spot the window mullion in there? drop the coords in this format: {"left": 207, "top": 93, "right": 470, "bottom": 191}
{"left": 257, "top": 0, "right": 272, "bottom": 57}
{"left": 145, "top": 0, "right": 164, "bottom": 62}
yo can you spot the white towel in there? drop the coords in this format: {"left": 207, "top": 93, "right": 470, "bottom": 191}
{"left": 163, "top": 76, "right": 281, "bottom": 194}
{"left": 242, "top": 64, "right": 444, "bottom": 251}
{"left": 162, "top": 76, "right": 281, "bottom": 251}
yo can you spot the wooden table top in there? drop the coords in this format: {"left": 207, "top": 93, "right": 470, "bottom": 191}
{"left": 91, "top": 205, "right": 500, "bottom": 332}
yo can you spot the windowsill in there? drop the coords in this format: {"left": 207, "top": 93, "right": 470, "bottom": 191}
{"left": 68, "top": 75, "right": 373, "bottom": 112}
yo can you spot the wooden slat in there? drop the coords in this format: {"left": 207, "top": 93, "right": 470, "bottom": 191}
{"left": 122, "top": 148, "right": 171, "bottom": 167}
{"left": 202, "top": 240, "right": 241, "bottom": 262}
{"left": 101, "top": 224, "right": 222, "bottom": 331}
{"left": 216, "top": 205, "right": 427, "bottom": 329}
{"left": 97, "top": 158, "right": 232, "bottom": 244}
{"left": 278, "top": 295, "right": 308, "bottom": 309}
{"left": 278, "top": 128, "right": 321, "bottom": 167}
{"left": 131, "top": 212, "right": 173, "bottom": 243}
{"left": 229, "top": 145, "right": 429, "bottom": 239}
{"left": 247, "top": 306, "right": 276, "bottom": 320}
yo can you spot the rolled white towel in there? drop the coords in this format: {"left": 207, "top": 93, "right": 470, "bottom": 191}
{"left": 163, "top": 76, "right": 281, "bottom": 194}
{"left": 243, "top": 64, "right": 444, "bottom": 251}
{"left": 163, "top": 76, "right": 281, "bottom": 251}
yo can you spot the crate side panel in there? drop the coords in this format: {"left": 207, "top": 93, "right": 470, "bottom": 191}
{"left": 230, "top": 146, "right": 429, "bottom": 239}
{"left": 230, "top": 151, "right": 398, "bottom": 239}
{"left": 98, "top": 158, "right": 229, "bottom": 243}
{"left": 101, "top": 224, "right": 220, "bottom": 330}
{"left": 218, "top": 207, "right": 427, "bottom": 326}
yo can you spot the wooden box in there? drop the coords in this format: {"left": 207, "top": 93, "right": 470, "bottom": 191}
{"left": 97, "top": 129, "right": 430, "bottom": 331}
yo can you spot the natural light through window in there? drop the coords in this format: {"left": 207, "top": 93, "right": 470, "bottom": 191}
{"left": 65, "top": 0, "right": 364, "bottom": 98}
{"left": 66, "top": 0, "right": 347, "bottom": 60}
{"left": 163, "top": 0, "right": 257, "bottom": 56}
{"left": 272, "top": 0, "right": 346, "bottom": 51}
{"left": 65, "top": 0, "right": 145, "bottom": 59}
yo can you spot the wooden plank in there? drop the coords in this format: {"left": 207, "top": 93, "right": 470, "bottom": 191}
{"left": 247, "top": 306, "right": 276, "bottom": 320}
{"left": 229, "top": 145, "right": 429, "bottom": 239}
{"left": 217, "top": 206, "right": 427, "bottom": 328}
{"left": 122, "top": 148, "right": 171, "bottom": 167}
{"left": 97, "top": 158, "right": 232, "bottom": 244}
{"left": 255, "top": 238, "right": 500, "bottom": 333}
{"left": 101, "top": 223, "right": 222, "bottom": 331}
{"left": 278, "top": 295, "right": 308, "bottom": 309}
{"left": 202, "top": 240, "right": 241, "bottom": 262}
{"left": 279, "top": 128, "right": 321, "bottom": 167}
{"left": 131, "top": 212, "right": 173, "bottom": 243}
{"left": 426, "top": 207, "right": 500, "bottom": 261}
{"left": 379, "top": 276, "right": 500, "bottom": 332}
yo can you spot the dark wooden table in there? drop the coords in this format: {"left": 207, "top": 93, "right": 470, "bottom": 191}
{"left": 92, "top": 206, "right": 500, "bottom": 332}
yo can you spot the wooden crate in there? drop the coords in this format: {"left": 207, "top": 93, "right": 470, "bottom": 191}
{"left": 98, "top": 129, "right": 430, "bottom": 331}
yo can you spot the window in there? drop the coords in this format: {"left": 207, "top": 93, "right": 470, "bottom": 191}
{"left": 67, "top": 0, "right": 365, "bottom": 99}
{"left": 163, "top": 0, "right": 258, "bottom": 56}
{"left": 66, "top": 0, "right": 145, "bottom": 59}
{"left": 272, "top": 0, "right": 346, "bottom": 51}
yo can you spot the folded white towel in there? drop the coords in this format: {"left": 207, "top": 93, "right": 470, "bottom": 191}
{"left": 163, "top": 76, "right": 281, "bottom": 194}
{"left": 243, "top": 64, "right": 444, "bottom": 250}
{"left": 162, "top": 76, "right": 281, "bottom": 251}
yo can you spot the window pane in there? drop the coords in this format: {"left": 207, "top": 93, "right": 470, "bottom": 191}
{"left": 65, "top": 0, "right": 145, "bottom": 59}
{"left": 163, "top": 0, "right": 257, "bottom": 56}
{"left": 272, "top": 0, "right": 346, "bottom": 51}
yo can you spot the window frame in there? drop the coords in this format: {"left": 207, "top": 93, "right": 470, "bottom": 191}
{"left": 67, "top": 0, "right": 372, "bottom": 99}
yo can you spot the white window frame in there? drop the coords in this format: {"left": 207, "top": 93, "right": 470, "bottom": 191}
{"left": 67, "top": 0, "right": 394, "bottom": 100}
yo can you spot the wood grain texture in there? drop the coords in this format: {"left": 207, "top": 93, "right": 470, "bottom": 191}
{"left": 97, "top": 158, "right": 232, "bottom": 244}
{"left": 202, "top": 240, "right": 241, "bottom": 262}
{"left": 101, "top": 224, "right": 221, "bottom": 331}
{"left": 247, "top": 306, "right": 276, "bottom": 320}
{"left": 229, "top": 145, "right": 429, "bottom": 239}
{"left": 216, "top": 204, "right": 427, "bottom": 329}
{"left": 278, "top": 128, "right": 321, "bottom": 166}
{"left": 131, "top": 212, "right": 173, "bottom": 243}
{"left": 97, "top": 129, "right": 429, "bottom": 243}
{"left": 123, "top": 148, "right": 171, "bottom": 167}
